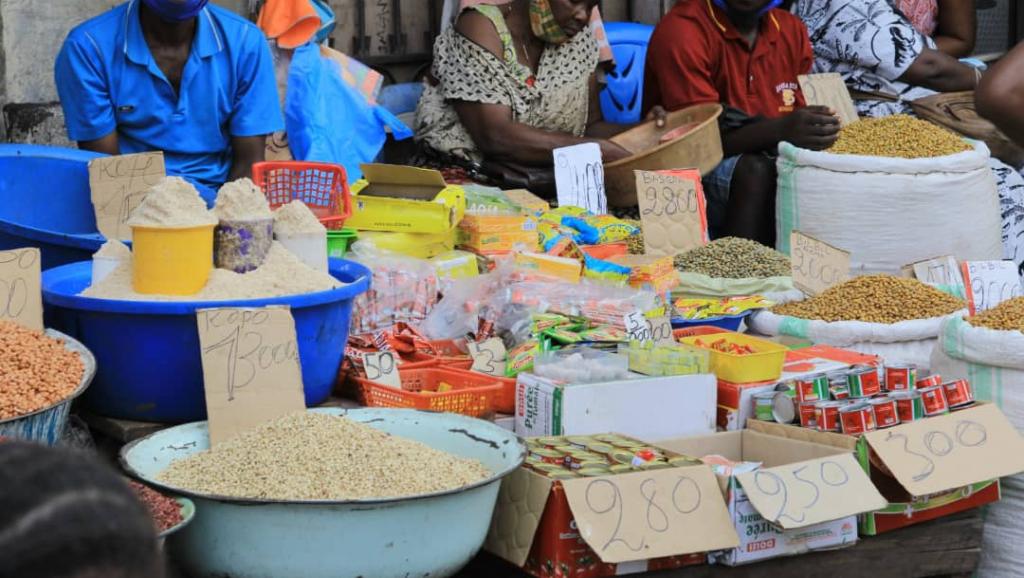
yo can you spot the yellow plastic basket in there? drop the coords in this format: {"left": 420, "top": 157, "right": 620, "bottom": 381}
{"left": 678, "top": 332, "right": 786, "bottom": 383}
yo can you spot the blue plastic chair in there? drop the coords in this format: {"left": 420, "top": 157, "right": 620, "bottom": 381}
{"left": 599, "top": 22, "right": 655, "bottom": 124}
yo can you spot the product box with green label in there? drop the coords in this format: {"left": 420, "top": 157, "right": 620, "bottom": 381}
{"left": 515, "top": 372, "right": 715, "bottom": 442}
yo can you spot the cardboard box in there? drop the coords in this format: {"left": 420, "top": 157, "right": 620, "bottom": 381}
{"left": 348, "top": 164, "right": 466, "bottom": 233}
{"left": 747, "top": 403, "right": 1024, "bottom": 535}
{"left": 458, "top": 214, "right": 540, "bottom": 254}
{"left": 659, "top": 430, "right": 886, "bottom": 565}
{"left": 486, "top": 455, "right": 739, "bottom": 577}
{"left": 504, "top": 188, "right": 551, "bottom": 215}
{"left": 513, "top": 252, "right": 582, "bottom": 283}
{"left": 515, "top": 373, "right": 716, "bottom": 441}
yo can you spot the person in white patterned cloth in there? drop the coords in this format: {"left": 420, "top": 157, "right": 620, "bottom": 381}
{"left": 791, "top": 0, "right": 1024, "bottom": 268}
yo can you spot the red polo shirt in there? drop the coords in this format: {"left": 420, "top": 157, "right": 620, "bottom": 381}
{"left": 643, "top": 0, "right": 813, "bottom": 119}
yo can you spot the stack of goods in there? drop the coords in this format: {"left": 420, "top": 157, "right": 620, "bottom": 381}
{"left": 674, "top": 237, "right": 791, "bottom": 279}
{"left": 772, "top": 275, "right": 965, "bottom": 323}
{"left": 757, "top": 363, "right": 976, "bottom": 436}
{"left": 828, "top": 115, "right": 972, "bottom": 159}
{"left": 348, "top": 243, "right": 440, "bottom": 334}
{"left": 673, "top": 296, "right": 772, "bottom": 323}
{"left": 458, "top": 186, "right": 539, "bottom": 255}
{"left": 158, "top": 412, "right": 490, "bottom": 500}
{"left": 618, "top": 340, "right": 710, "bottom": 377}
{"left": 0, "top": 321, "right": 85, "bottom": 421}
{"left": 608, "top": 253, "right": 678, "bottom": 292}
{"left": 523, "top": 434, "right": 701, "bottom": 480}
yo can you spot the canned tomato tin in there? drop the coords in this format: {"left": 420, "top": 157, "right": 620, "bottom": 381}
{"left": 943, "top": 379, "right": 975, "bottom": 408}
{"left": 530, "top": 448, "right": 566, "bottom": 465}
{"left": 572, "top": 460, "right": 610, "bottom": 472}
{"left": 565, "top": 436, "right": 593, "bottom": 449}
{"left": 536, "top": 436, "right": 563, "bottom": 448}
{"left": 869, "top": 397, "right": 900, "bottom": 428}
{"left": 815, "top": 401, "right": 844, "bottom": 432}
{"left": 609, "top": 464, "right": 633, "bottom": 475}
{"left": 772, "top": 392, "right": 797, "bottom": 424}
{"left": 917, "top": 374, "right": 943, "bottom": 389}
{"left": 592, "top": 434, "right": 623, "bottom": 444}
{"left": 577, "top": 467, "right": 611, "bottom": 477}
{"left": 847, "top": 365, "right": 882, "bottom": 398}
{"left": 798, "top": 401, "right": 818, "bottom": 428}
{"left": 891, "top": 391, "right": 925, "bottom": 422}
{"left": 840, "top": 403, "right": 877, "bottom": 435}
{"left": 885, "top": 364, "right": 917, "bottom": 392}
{"left": 565, "top": 451, "right": 603, "bottom": 468}
{"left": 585, "top": 442, "right": 615, "bottom": 456}
{"left": 667, "top": 456, "right": 702, "bottom": 468}
{"left": 919, "top": 385, "right": 950, "bottom": 416}
{"left": 753, "top": 392, "right": 776, "bottom": 421}
{"left": 796, "top": 373, "right": 830, "bottom": 403}
{"left": 608, "top": 450, "right": 637, "bottom": 465}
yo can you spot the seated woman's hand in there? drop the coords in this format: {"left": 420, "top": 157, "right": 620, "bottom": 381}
{"left": 645, "top": 105, "right": 668, "bottom": 129}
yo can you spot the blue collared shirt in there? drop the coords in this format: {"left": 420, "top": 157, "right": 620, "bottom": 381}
{"left": 55, "top": 0, "right": 283, "bottom": 198}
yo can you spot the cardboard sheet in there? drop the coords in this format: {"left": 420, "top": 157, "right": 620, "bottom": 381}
{"left": 485, "top": 468, "right": 554, "bottom": 566}
{"left": 864, "top": 403, "right": 1024, "bottom": 497}
{"left": 790, "top": 230, "right": 850, "bottom": 296}
{"left": 736, "top": 453, "right": 886, "bottom": 529}
{"left": 88, "top": 151, "right": 165, "bottom": 241}
{"left": 960, "top": 260, "right": 1022, "bottom": 314}
{"left": 634, "top": 169, "right": 708, "bottom": 257}
{"left": 562, "top": 466, "right": 738, "bottom": 563}
{"left": 196, "top": 306, "right": 306, "bottom": 445}
{"left": 0, "top": 247, "right": 42, "bottom": 331}
{"left": 798, "top": 73, "right": 859, "bottom": 126}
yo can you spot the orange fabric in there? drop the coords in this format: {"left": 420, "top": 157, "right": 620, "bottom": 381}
{"left": 257, "top": 0, "right": 321, "bottom": 49}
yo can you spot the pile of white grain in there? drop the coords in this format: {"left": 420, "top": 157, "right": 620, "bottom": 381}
{"left": 158, "top": 412, "right": 491, "bottom": 501}
{"left": 214, "top": 178, "right": 273, "bottom": 221}
{"left": 127, "top": 177, "right": 217, "bottom": 228}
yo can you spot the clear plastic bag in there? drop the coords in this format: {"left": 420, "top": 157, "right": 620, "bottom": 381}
{"left": 348, "top": 240, "right": 439, "bottom": 334}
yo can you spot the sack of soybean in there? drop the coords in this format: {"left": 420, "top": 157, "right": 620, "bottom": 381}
{"left": 676, "top": 272, "right": 804, "bottom": 304}
{"left": 929, "top": 305, "right": 1024, "bottom": 578}
{"left": 748, "top": 275, "right": 967, "bottom": 368}
{"left": 775, "top": 137, "right": 1002, "bottom": 275}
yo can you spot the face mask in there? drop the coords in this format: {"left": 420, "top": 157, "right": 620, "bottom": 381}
{"left": 529, "top": 0, "right": 571, "bottom": 45}
{"left": 141, "top": 0, "right": 210, "bottom": 22}
{"left": 712, "top": 0, "right": 783, "bottom": 18}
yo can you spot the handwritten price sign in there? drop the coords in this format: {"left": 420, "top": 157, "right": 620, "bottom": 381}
{"left": 554, "top": 143, "right": 607, "bottom": 215}
{"left": 624, "top": 312, "right": 674, "bottom": 345}
{"left": 0, "top": 248, "right": 42, "bottom": 331}
{"left": 635, "top": 170, "right": 708, "bottom": 257}
{"left": 562, "top": 466, "right": 738, "bottom": 563}
{"left": 736, "top": 454, "right": 885, "bottom": 529}
{"left": 960, "top": 260, "right": 1022, "bottom": 315}
{"left": 197, "top": 306, "right": 305, "bottom": 445}
{"left": 864, "top": 404, "right": 1024, "bottom": 496}
{"left": 469, "top": 338, "right": 508, "bottom": 376}
{"left": 363, "top": 351, "right": 401, "bottom": 388}
{"left": 797, "top": 73, "right": 859, "bottom": 126}
{"left": 88, "top": 152, "right": 166, "bottom": 241}
{"left": 790, "top": 231, "right": 850, "bottom": 295}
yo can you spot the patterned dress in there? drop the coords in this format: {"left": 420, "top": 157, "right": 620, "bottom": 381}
{"left": 792, "top": 0, "right": 1024, "bottom": 267}
{"left": 415, "top": 5, "right": 599, "bottom": 164}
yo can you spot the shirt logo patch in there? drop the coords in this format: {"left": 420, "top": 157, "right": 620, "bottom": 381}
{"left": 775, "top": 82, "right": 799, "bottom": 113}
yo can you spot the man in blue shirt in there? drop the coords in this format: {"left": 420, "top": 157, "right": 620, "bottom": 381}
{"left": 55, "top": 0, "right": 283, "bottom": 204}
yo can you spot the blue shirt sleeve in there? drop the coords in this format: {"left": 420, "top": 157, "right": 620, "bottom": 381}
{"left": 229, "top": 26, "right": 285, "bottom": 137}
{"left": 55, "top": 30, "right": 117, "bottom": 142}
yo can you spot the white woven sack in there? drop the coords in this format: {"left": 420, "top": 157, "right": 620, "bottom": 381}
{"left": 776, "top": 141, "right": 1002, "bottom": 275}
{"left": 748, "top": 309, "right": 967, "bottom": 368}
{"left": 929, "top": 316, "right": 1024, "bottom": 578}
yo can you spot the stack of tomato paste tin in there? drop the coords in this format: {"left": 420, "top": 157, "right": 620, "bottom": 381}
{"left": 764, "top": 364, "right": 977, "bottom": 435}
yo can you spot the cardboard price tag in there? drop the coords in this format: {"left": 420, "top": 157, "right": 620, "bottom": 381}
{"left": 790, "top": 231, "right": 850, "bottom": 295}
{"left": 736, "top": 453, "right": 886, "bottom": 529}
{"left": 554, "top": 143, "right": 607, "bottom": 215}
{"left": 797, "top": 73, "right": 859, "bottom": 126}
{"left": 908, "top": 255, "right": 964, "bottom": 288}
{"left": 0, "top": 248, "right": 42, "bottom": 331}
{"left": 624, "top": 311, "right": 673, "bottom": 344}
{"left": 363, "top": 351, "right": 401, "bottom": 389}
{"left": 960, "top": 260, "right": 1022, "bottom": 314}
{"left": 864, "top": 404, "right": 1024, "bottom": 497}
{"left": 562, "top": 466, "right": 738, "bottom": 563}
{"left": 468, "top": 338, "right": 507, "bottom": 376}
{"left": 634, "top": 169, "right": 708, "bottom": 257}
{"left": 196, "top": 306, "right": 306, "bottom": 446}
{"left": 88, "top": 152, "right": 166, "bottom": 241}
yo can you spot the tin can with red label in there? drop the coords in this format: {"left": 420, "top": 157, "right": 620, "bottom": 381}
{"left": 917, "top": 374, "right": 943, "bottom": 389}
{"left": 891, "top": 391, "right": 925, "bottom": 422}
{"left": 840, "top": 403, "right": 876, "bottom": 435}
{"left": 847, "top": 365, "right": 882, "bottom": 398}
{"left": 796, "top": 373, "right": 830, "bottom": 403}
{"left": 815, "top": 401, "right": 844, "bottom": 432}
{"left": 919, "top": 385, "right": 950, "bottom": 416}
{"left": 798, "top": 401, "right": 818, "bottom": 428}
{"left": 885, "top": 364, "right": 918, "bottom": 392}
{"left": 530, "top": 448, "right": 567, "bottom": 465}
{"left": 943, "top": 379, "right": 975, "bottom": 409}
{"left": 869, "top": 397, "right": 900, "bottom": 428}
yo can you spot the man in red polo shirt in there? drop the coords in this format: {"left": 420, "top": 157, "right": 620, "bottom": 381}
{"left": 644, "top": 0, "right": 839, "bottom": 245}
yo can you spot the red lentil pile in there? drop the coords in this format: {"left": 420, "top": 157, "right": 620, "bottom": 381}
{"left": 0, "top": 320, "right": 84, "bottom": 420}
{"left": 129, "top": 480, "right": 183, "bottom": 533}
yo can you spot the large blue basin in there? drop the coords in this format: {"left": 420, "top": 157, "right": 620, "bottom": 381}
{"left": 42, "top": 258, "right": 370, "bottom": 423}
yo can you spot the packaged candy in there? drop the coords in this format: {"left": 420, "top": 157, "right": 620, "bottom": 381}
{"left": 506, "top": 340, "right": 541, "bottom": 377}
{"left": 582, "top": 253, "right": 631, "bottom": 285}
{"left": 562, "top": 214, "right": 639, "bottom": 245}
{"left": 672, "top": 296, "right": 774, "bottom": 320}
{"left": 578, "top": 325, "right": 628, "bottom": 342}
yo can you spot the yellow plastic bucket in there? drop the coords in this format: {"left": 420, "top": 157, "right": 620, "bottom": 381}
{"left": 131, "top": 224, "right": 215, "bottom": 295}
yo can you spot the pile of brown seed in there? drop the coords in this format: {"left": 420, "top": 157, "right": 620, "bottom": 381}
{"left": 158, "top": 412, "right": 491, "bottom": 501}
{"left": 828, "top": 115, "right": 971, "bottom": 159}
{"left": 0, "top": 321, "right": 84, "bottom": 420}
{"left": 674, "top": 237, "right": 791, "bottom": 278}
{"left": 967, "top": 297, "right": 1024, "bottom": 332}
{"left": 773, "top": 275, "right": 965, "bottom": 323}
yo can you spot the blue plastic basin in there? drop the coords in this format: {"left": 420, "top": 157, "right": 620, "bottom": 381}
{"left": 42, "top": 258, "right": 370, "bottom": 423}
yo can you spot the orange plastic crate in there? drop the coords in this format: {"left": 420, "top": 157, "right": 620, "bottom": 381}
{"left": 356, "top": 368, "right": 501, "bottom": 417}
{"left": 252, "top": 161, "right": 352, "bottom": 229}
{"left": 419, "top": 339, "right": 474, "bottom": 370}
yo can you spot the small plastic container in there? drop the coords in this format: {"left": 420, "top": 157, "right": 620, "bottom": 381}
{"left": 678, "top": 332, "right": 787, "bottom": 383}
{"left": 131, "top": 224, "right": 214, "bottom": 295}
{"left": 326, "top": 228, "right": 358, "bottom": 259}
{"left": 534, "top": 348, "right": 630, "bottom": 384}
{"left": 214, "top": 218, "right": 274, "bottom": 273}
{"left": 277, "top": 231, "right": 328, "bottom": 272}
